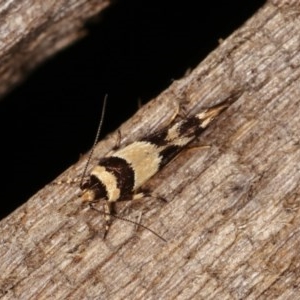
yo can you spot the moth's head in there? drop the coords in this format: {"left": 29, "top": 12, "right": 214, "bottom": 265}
{"left": 81, "top": 189, "right": 96, "bottom": 203}
{"left": 80, "top": 176, "right": 107, "bottom": 203}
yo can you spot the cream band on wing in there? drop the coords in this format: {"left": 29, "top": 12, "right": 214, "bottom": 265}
{"left": 113, "top": 141, "right": 162, "bottom": 189}
{"left": 91, "top": 165, "right": 120, "bottom": 202}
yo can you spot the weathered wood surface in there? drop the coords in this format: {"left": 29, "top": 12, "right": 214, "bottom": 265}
{"left": 0, "top": 0, "right": 110, "bottom": 98}
{"left": 1, "top": 2, "right": 300, "bottom": 299}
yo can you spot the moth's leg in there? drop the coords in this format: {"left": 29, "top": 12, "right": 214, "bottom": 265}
{"left": 110, "top": 129, "right": 122, "bottom": 152}
{"left": 102, "top": 195, "right": 141, "bottom": 238}
{"left": 139, "top": 189, "right": 168, "bottom": 202}
{"left": 169, "top": 102, "right": 181, "bottom": 123}
{"left": 87, "top": 201, "right": 114, "bottom": 239}
{"left": 134, "top": 188, "right": 168, "bottom": 203}
{"left": 118, "top": 190, "right": 166, "bottom": 202}
{"left": 103, "top": 201, "right": 114, "bottom": 239}
{"left": 134, "top": 211, "right": 143, "bottom": 231}
{"left": 132, "top": 192, "right": 146, "bottom": 200}
{"left": 184, "top": 144, "right": 211, "bottom": 152}
{"left": 95, "top": 194, "right": 166, "bottom": 241}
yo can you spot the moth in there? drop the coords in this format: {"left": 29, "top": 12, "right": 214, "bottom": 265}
{"left": 79, "top": 94, "right": 237, "bottom": 240}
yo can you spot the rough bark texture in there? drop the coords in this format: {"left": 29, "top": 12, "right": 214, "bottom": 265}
{"left": 1, "top": 2, "right": 300, "bottom": 299}
{"left": 0, "top": 0, "right": 110, "bottom": 98}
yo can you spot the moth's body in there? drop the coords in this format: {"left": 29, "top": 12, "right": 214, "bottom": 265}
{"left": 81, "top": 102, "right": 228, "bottom": 237}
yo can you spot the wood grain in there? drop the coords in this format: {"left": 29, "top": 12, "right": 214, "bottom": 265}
{"left": 1, "top": 2, "right": 300, "bottom": 299}
{"left": 0, "top": 0, "right": 110, "bottom": 98}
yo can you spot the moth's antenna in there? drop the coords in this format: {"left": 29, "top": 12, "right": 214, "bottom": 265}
{"left": 89, "top": 205, "right": 167, "bottom": 242}
{"left": 80, "top": 95, "right": 108, "bottom": 188}
{"left": 110, "top": 212, "right": 167, "bottom": 242}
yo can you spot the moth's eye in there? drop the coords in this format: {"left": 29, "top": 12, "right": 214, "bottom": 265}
{"left": 80, "top": 180, "right": 90, "bottom": 190}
